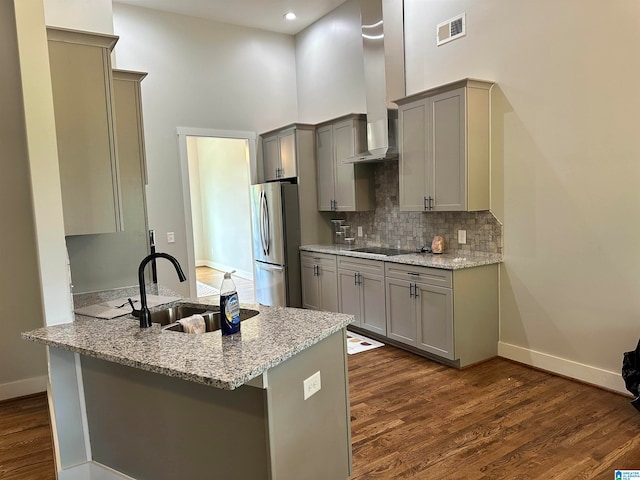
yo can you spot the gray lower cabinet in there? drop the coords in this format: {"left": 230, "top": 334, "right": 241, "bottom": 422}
{"left": 385, "top": 262, "right": 498, "bottom": 367}
{"left": 337, "top": 256, "right": 386, "bottom": 335}
{"left": 301, "top": 251, "right": 499, "bottom": 367}
{"left": 301, "top": 252, "right": 338, "bottom": 312}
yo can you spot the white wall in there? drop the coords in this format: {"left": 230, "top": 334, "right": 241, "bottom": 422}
{"left": 43, "top": 0, "right": 113, "bottom": 33}
{"left": 188, "top": 137, "right": 253, "bottom": 279}
{"left": 112, "top": 3, "right": 298, "bottom": 294}
{"left": 0, "top": 0, "right": 49, "bottom": 400}
{"left": 187, "top": 137, "right": 206, "bottom": 263}
{"left": 295, "top": 0, "right": 366, "bottom": 123}
{"left": 403, "top": 0, "right": 640, "bottom": 392}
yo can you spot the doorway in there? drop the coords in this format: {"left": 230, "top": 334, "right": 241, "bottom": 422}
{"left": 177, "top": 128, "right": 257, "bottom": 302}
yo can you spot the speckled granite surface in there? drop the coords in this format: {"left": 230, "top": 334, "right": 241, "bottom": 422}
{"left": 22, "top": 294, "right": 353, "bottom": 391}
{"left": 300, "top": 245, "right": 502, "bottom": 270}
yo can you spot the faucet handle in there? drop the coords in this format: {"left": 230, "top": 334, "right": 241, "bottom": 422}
{"left": 128, "top": 298, "right": 141, "bottom": 317}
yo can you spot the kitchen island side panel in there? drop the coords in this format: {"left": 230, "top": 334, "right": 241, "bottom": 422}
{"left": 81, "top": 356, "right": 270, "bottom": 480}
{"left": 266, "top": 330, "right": 351, "bottom": 480}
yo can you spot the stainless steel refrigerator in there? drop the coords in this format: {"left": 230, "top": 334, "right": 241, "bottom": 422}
{"left": 250, "top": 182, "right": 302, "bottom": 307}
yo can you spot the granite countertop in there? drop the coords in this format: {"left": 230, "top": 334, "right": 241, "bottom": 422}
{"left": 300, "top": 244, "right": 502, "bottom": 270}
{"left": 22, "top": 288, "right": 353, "bottom": 390}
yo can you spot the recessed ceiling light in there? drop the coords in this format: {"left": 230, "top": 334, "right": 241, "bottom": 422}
{"left": 283, "top": 12, "right": 296, "bottom": 21}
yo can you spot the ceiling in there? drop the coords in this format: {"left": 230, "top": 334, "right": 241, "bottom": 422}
{"left": 114, "top": 0, "right": 351, "bottom": 35}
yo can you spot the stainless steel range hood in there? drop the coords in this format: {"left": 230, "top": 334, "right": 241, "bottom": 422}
{"left": 346, "top": 0, "right": 405, "bottom": 163}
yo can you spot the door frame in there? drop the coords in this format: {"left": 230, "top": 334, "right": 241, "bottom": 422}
{"left": 176, "top": 127, "right": 257, "bottom": 298}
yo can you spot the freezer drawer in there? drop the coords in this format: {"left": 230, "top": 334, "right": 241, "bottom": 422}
{"left": 255, "top": 262, "right": 286, "bottom": 307}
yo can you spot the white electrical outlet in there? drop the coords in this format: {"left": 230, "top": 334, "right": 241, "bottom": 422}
{"left": 303, "top": 371, "right": 321, "bottom": 400}
{"left": 357, "top": 226, "right": 363, "bottom": 237}
{"left": 458, "top": 230, "right": 467, "bottom": 244}
{"left": 167, "top": 232, "right": 175, "bottom": 244}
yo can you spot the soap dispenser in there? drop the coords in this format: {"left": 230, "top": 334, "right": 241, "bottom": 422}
{"left": 220, "top": 270, "right": 241, "bottom": 335}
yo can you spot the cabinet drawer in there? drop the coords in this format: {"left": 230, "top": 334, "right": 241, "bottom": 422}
{"left": 337, "top": 256, "right": 384, "bottom": 275}
{"left": 384, "top": 263, "right": 452, "bottom": 288}
{"left": 301, "top": 252, "right": 336, "bottom": 268}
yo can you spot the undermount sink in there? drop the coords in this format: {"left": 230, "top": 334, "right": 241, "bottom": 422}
{"left": 152, "top": 303, "right": 259, "bottom": 333}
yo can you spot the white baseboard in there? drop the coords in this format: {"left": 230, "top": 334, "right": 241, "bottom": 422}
{"left": 59, "top": 462, "right": 135, "bottom": 480}
{"left": 0, "top": 375, "right": 48, "bottom": 401}
{"left": 498, "top": 341, "right": 630, "bottom": 395}
{"left": 196, "top": 259, "right": 253, "bottom": 281}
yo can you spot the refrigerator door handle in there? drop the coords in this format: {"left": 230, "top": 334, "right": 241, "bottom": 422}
{"left": 262, "top": 191, "right": 270, "bottom": 255}
{"left": 259, "top": 191, "right": 269, "bottom": 256}
{"left": 258, "top": 264, "right": 284, "bottom": 273}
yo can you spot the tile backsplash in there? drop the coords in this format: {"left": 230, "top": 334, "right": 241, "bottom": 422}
{"left": 336, "top": 161, "right": 503, "bottom": 255}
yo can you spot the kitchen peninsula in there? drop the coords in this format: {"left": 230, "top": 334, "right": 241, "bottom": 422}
{"left": 23, "top": 289, "right": 353, "bottom": 480}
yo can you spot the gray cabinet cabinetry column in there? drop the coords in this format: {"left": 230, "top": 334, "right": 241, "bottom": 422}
{"left": 48, "top": 27, "right": 121, "bottom": 235}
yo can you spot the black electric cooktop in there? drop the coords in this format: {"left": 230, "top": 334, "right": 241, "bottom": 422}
{"left": 349, "top": 246, "right": 415, "bottom": 256}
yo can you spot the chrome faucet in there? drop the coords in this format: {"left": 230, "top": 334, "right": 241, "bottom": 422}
{"left": 133, "top": 252, "right": 186, "bottom": 328}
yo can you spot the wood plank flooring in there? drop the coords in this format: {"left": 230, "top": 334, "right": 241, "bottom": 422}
{"left": 348, "top": 346, "right": 640, "bottom": 479}
{"left": 0, "top": 393, "right": 55, "bottom": 480}
{"left": 3, "top": 347, "right": 640, "bottom": 479}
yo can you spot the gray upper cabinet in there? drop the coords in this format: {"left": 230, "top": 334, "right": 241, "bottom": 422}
{"left": 396, "top": 79, "right": 493, "bottom": 212}
{"left": 261, "top": 125, "right": 313, "bottom": 182}
{"left": 47, "top": 27, "right": 122, "bottom": 235}
{"left": 316, "top": 115, "right": 375, "bottom": 212}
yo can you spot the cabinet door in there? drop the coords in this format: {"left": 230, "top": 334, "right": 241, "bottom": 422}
{"left": 318, "top": 263, "right": 339, "bottom": 312}
{"left": 300, "top": 261, "right": 320, "bottom": 310}
{"left": 399, "top": 99, "right": 429, "bottom": 212}
{"left": 385, "top": 277, "right": 416, "bottom": 346}
{"left": 316, "top": 125, "right": 334, "bottom": 211}
{"left": 278, "top": 129, "right": 297, "bottom": 179}
{"left": 263, "top": 134, "right": 279, "bottom": 181}
{"left": 48, "top": 33, "right": 121, "bottom": 235}
{"left": 360, "top": 273, "right": 386, "bottom": 335}
{"left": 333, "top": 120, "right": 357, "bottom": 211}
{"left": 416, "top": 283, "right": 454, "bottom": 359}
{"left": 431, "top": 87, "right": 466, "bottom": 211}
{"left": 338, "top": 269, "right": 361, "bottom": 326}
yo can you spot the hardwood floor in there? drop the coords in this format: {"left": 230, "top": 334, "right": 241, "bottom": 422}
{"left": 4, "top": 347, "right": 639, "bottom": 479}
{"left": 348, "top": 346, "right": 640, "bottom": 479}
{"left": 0, "top": 393, "right": 55, "bottom": 480}
{"left": 196, "top": 266, "right": 255, "bottom": 304}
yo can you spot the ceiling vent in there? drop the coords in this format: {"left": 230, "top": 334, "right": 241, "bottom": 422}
{"left": 437, "top": 13, "right": 465, "bottom": 46}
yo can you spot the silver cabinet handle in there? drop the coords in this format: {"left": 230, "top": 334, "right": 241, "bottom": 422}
{"left": 428, "top": 196, "right": 434, "bottom": 211}
{"left": 414, "top": 285, "right": 419, "bottom": 298}
{"left": 354, "top": 272, "right": 358, "bottom": 286}
{"left": 409, "top": 283, "right": 414, "bottom": 298}
{"left": 423, "top": 197, "right": 428, "bottom": 211}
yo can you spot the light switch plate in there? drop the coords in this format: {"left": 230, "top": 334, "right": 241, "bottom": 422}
{"left": 167, "top": 232, "right": 175, "bottom": 244}
{"left": 458, "top": 230, "right": 466, "bottom": 244}
{"left": 303, "top": 371, "right": 321, "bottom": 400}
{"left": 357, "top": 226, "right": 363, "bottom": 237}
